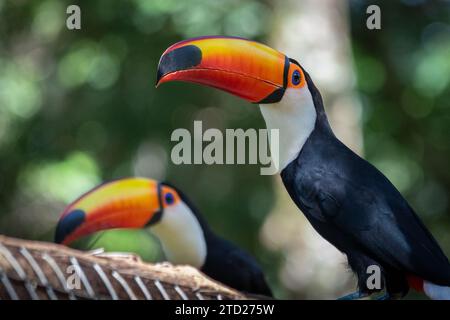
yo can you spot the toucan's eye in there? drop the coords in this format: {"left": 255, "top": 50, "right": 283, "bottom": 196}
{"left": 292, "top": 70, "right": 301, "bottom": 85}
{"left": 165, "top": 192, "right": 175, "bottom": 205}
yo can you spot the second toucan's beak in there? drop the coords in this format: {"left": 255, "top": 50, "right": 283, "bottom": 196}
{"left": 54, "top": 178, "right": 165, "bottom": 245}
{"left": 156, "top": 36, "right": 289, "bottom": 104}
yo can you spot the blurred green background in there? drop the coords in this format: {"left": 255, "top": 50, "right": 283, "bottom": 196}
{"left": 0, "top": 0, "right": 449, "bottom": 299}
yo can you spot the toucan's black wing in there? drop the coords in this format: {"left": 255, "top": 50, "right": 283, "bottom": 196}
{"left": 315, "top": 169, "right": 450, "bottom": 286}
{"left": 283, "top": 137, "right": 450, "bottom": 286}
{"left": 201, "top": 236, "right": 272, "bottom": 297}
{"left": 226, "top": 247, "right": 273, "bottom": 297}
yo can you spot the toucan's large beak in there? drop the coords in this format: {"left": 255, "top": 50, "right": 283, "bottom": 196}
{"left": 54, "top": 178, "right": 163, "bottom": 245}
{"left": 156, "top": 36, "right": 289, "bottom": 103}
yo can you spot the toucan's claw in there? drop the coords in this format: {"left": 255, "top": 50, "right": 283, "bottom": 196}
{"left": 337, "top": 291, "right": 368, "bottom": 300}
{"left": 375, "top": 293, "right": 391, "bottom": 300}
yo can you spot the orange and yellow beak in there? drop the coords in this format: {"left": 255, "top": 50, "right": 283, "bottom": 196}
{"left": 156, "top": 36, "right": 290, "bottom": 103}
{"left": 54, "top": 178, "right": 178, "bottom": 245}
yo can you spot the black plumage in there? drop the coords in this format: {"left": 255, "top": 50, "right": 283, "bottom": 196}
{"left": 280, "top": 70, "right": 450, "bottom": 296}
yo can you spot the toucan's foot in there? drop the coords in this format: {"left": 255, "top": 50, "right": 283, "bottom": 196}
{"left": 337, "top": 291, "right": 368, "bottom": 300}
{"left": 374, "top": 292, "right": 404, "bottom": 300}
{"left": 375, "top": 292, "right": 390, "bottom": 300}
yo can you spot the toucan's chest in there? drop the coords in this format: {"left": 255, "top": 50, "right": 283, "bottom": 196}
{"left": 279, "top": 127, "right": 364, "bottom": 247}
{"left": 280, "top": 162, "right": 356, "bottom": 255}
{"left": 280, "top": 122, "right": 372, "bottom": 203}
{"left": 281, "top": 132, "right": 335, "bottom": 217}
{"left": 279, "top": 125, "right": 394, "bottom": 250}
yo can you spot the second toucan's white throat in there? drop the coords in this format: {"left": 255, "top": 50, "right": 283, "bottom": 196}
{"left": 259, "top": 87, "right": 317, "bottom": 172}
{"left": 150, "top": 201, "right": 207, "bottom": 269}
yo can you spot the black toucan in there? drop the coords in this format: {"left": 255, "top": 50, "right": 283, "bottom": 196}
{"left": 54, "top": 177, "right": 273, "bottom": 297}
{"left": 156, "top": 36, "right": 450, "bottom": 299}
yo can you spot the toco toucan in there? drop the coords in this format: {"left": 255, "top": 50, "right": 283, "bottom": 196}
{"left": 54, "top": 177, "right": 272, "bottom": 297}
{"left": 156, "top": 36, "right": 450, "bottom": 299}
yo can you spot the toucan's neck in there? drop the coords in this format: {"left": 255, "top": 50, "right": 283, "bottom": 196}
{"left": 259, "top": 89, "right": 318, "bottom": 172}
{"left": 151, "top": 201, "right": 208, "bottom": 269}
{"left": 259, "top": 72, "right": 333, "bottom": 172}
{"left": 303, "top": 70, "right": 332, "bottom": 132}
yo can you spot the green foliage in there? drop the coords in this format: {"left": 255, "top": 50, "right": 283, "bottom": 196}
{"left": 72, "top": 229, "right": 163, "bottom": 263}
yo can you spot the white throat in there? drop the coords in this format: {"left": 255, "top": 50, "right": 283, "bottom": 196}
{"left": 259, "top": 88, "right": 317, "bottom": 172}
{"left": 150, "top": 202, "right": 207, "bottom": 268}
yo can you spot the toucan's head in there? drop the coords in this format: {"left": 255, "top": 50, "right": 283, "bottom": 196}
{"left": 55, "top": 178, "right": 207, "bottom": 267}
{"left": 156, "top": 36, "right": 324, "bottom": 171}
{"left": 156, "top": 36, "right": 308, "bottom": 104}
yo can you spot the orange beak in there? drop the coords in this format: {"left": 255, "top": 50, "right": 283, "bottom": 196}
{"left": 54, "top": 178, "right": 165, "bottom": 245}
{"left": 156, "top": 36, "right": 289, "bottom": 103}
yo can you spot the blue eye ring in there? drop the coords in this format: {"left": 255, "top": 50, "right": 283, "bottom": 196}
{"left": 292, "top": 70, "right": 301, "bottom": 85}
{"left": 165, "top": 192, "right": 174, "bottom": 205}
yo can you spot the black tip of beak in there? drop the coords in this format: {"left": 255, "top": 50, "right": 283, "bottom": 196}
{"left": 155, "top": 68, "right": 163, "bottom": 87}
{"left": 54, "top": 209, "right": 86, "bottom": 244}
{"left": 155, "top": 45, "right": 203, "bottom": 87}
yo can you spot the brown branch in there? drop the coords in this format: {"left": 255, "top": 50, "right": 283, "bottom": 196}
{"left": 0, "top": 235, "right": 250, "bottom": 300}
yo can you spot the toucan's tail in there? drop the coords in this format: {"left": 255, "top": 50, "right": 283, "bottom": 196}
{"left": 423, "top": 281, "right": 450, "bottom": 300}
{"left": 408, "top": 275, "right": 450, "bottom": 300}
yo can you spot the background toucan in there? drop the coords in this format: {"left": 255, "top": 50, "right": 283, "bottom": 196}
{"left": 156, "top": 36, "right": 450, "bottom": 299}
{"left": 54, "top": 177, "right": 272, "bottom": 297}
